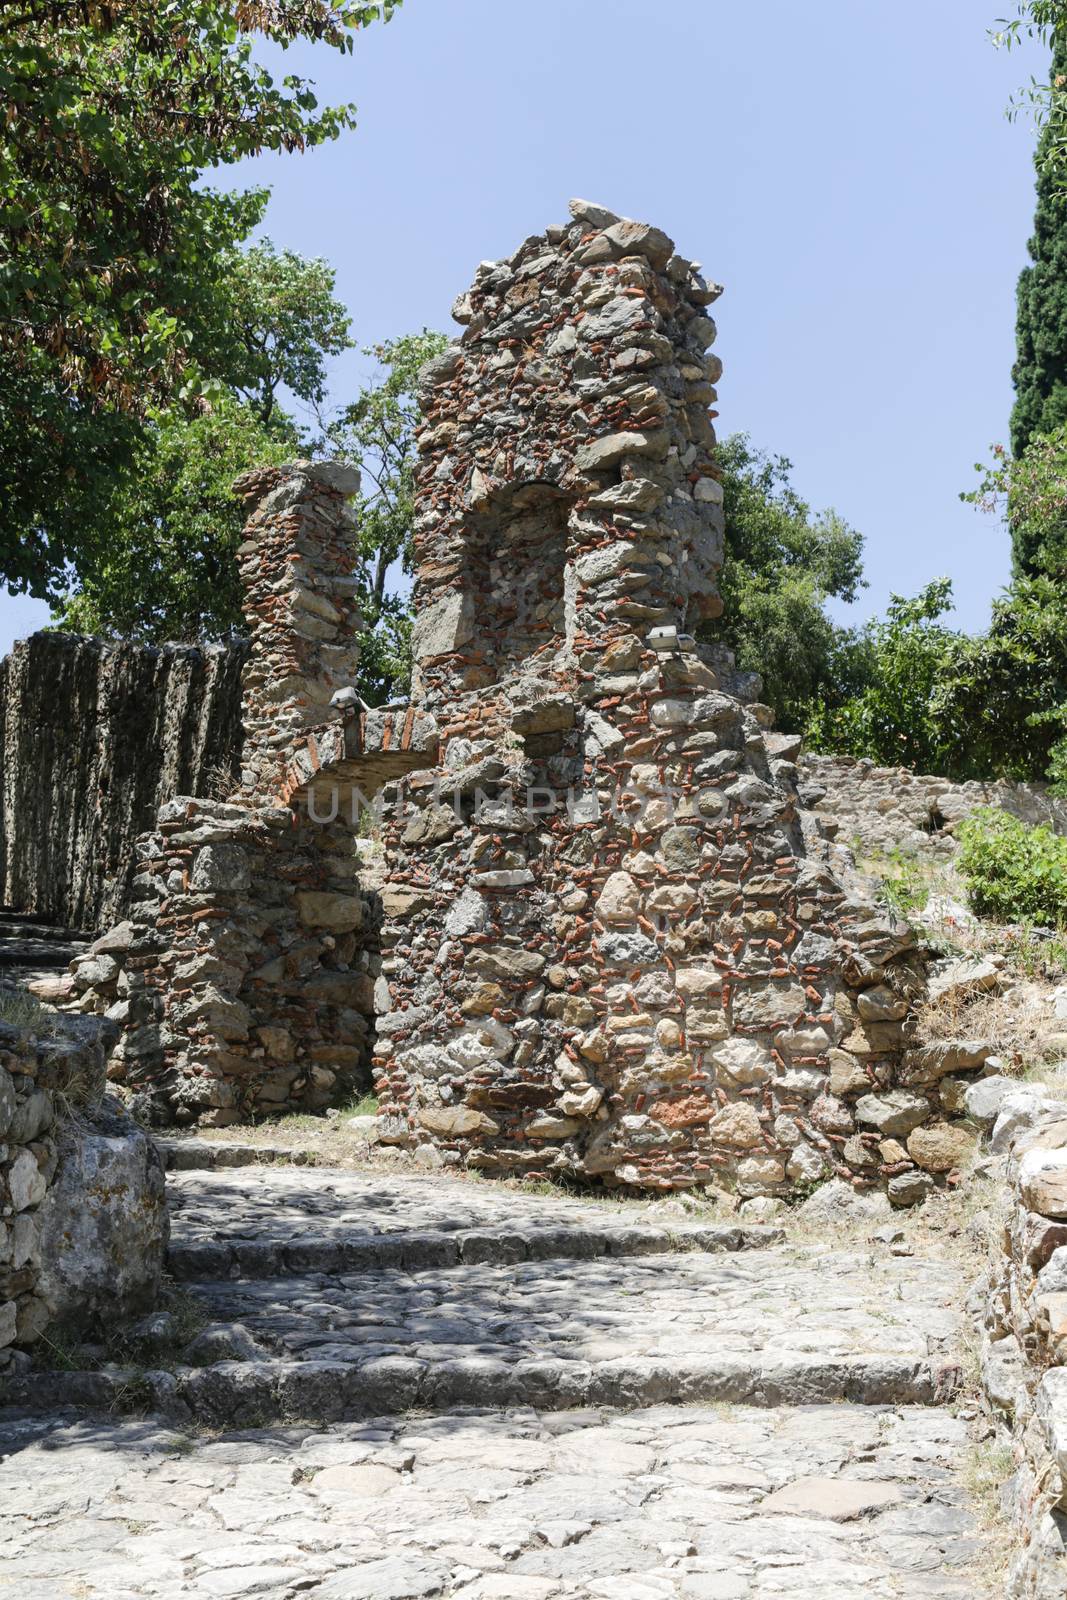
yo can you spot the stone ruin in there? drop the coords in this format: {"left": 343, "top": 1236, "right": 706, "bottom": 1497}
{"left": 70, "top": 199, "right": 982, "bottom": 1202}
{"left": 0, "top": 1010, "right": 167, "bottom": 1375}
{"left": 80, "top": 462, "right": 436, "bottom": 1125}
{"left": 0, "top": 631, "right": 245, "bottom": 929}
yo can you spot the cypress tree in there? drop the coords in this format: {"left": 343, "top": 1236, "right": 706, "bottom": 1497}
{"left": 1011, "top": 35, "right": 1067, "bottom": 573}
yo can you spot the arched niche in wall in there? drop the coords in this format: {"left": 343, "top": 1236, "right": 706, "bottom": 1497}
{"left": 459, "top": 479, "right": 574, "bottom": 680}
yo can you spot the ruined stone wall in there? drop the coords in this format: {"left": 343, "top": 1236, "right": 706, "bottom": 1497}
{"left": 0, "top": 633, "right": 246, "bottom": 929}
{"left": 0, "top": 1013, "right": 166, "bottom": 1372}
{"left": 68, "top": 463, "right": 414, "bottom": 1125}
{"left": 979, "top": 1088, "right": 1067, "bottom": 1593}
{"left": 231, "top": 460, "right": 365, "bottom": 806}
{"left": 798, "top": 753, "right": 1067, "bottom": 864}
{"left": 369, "top": 200, "right": 956, "bottom": 1200}
{"left": 55, "top": 210, "right": 1018, "bottom": 1174}
{"left": 98, "top": 795, "right": 379, "bottom": 1126}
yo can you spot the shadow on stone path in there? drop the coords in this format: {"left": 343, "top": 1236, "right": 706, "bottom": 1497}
{"left": 0, "top": 1155, "right": 996, "bottom": 1596}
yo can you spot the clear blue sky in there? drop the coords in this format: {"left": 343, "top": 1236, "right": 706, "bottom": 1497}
{"left": 0, "top": 0, "right": 1048, "bottom": 656}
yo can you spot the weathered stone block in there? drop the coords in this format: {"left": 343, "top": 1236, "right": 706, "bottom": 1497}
{"left": 855, "top": 1091, "right": 931, "bottom": 1139}
{"left": 411, "top": 591, "right": 476, "bottom": 660}
{"left": 34, "top": 1119, "right": 167, "bottom": 1336}
{"left": 1021, "top": 1151, "right": 1067, "bottom": 1219}
{"left": 706, "top": 1103, "right": 764, "bottom": 1149}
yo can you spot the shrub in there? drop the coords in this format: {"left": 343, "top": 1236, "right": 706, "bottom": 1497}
{"left": 957, "top": 807, "right": 1067, "bottom": 926}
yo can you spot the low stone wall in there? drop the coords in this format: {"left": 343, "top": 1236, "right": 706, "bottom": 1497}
{"left": 70, "top": 797, "right": 381, "bottom": 1126}
{"left": 0, "top": 1013, "right": 167, "bottom": 1373}
{"left": 798, "top": 754, "right": 1067, "bottom": 864}
{"left": 0, "top": 632, "right": 245, "bottom": 930}
{"left": 980, "top": 1088, "right": 1067, "bottom": 1592}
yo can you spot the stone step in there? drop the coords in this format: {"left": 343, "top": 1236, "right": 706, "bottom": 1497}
{"left": 0, "top": 1403, "right": 990, "bottom": 1596}
{"left": 178, "top": 1245, "right": 961, "bottom": 1390}
{"left": 167, "top": 1219, "right": 779, "bottom": 1280}
{"left": 8, "top": 1242, "right": 964, "bottom": 1425}
{"left": 159, "top": 1136, "right": 320, "bottom": 1171}
{"left": 0, "top": 913, "right": 88, "bottom": 942}
{"left": 0, "top": 937, "right": 87, "bottom": 969}
{"left": 3, "top": 1345, "right": 960, "bottom": 1429}
{"left": 164, "top": 1164, "right": 782, "bottom": 1280}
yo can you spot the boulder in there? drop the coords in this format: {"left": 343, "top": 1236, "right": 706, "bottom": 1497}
{"left": 981, "top": 1333, "right": 1028, "bottom": 1415}
{"left": 1020, "top": 1151, "right": 1067, "bottom": 1219}
{"left": 856, "top": 985, "right": 908, "bottom": 1023}
{"left": 418, "top": 1105, "right": 500, "bottom": 1137}
{"left": 798, "top": 1179, "right": 891, "bottom": 1226}
{"left": 888, "top": 1170, "right": 935, "bottom": 1207}
{"left": 903, "top": 1039, "right": 992, "bottom": 1083}
{"left": 963, "top": 1075, "right": 1019, "bottom": 1131}
{"left": 926, "top": 955, "right": 1001, "bottom": 1003}
{"left": 991, "top": 1092, "right": 1062, "bottom": 1154}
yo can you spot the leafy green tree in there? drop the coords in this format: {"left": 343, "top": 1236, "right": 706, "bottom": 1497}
{"left": 0, "top": 0, "right": 399, "bottom": 597}
{"left": 805, "top": 580, "right": 962, "bottom": 772}
{"left": 53, "top": 242, "right": 353, "bottom": 641}
{"left": 215, "top": 241, "right": 353, "bottom": 426}
{"left": 824, "top": 7, "right": 1067, "bottom": 785}
{"left": 323, "top": 330, "right": 448, "bottom": 703}
{"left": 702, "top": 435, "right": 866, "bottom": 730}
{"left": 940, "top": 577, "right": 1067, "bottom": 784}
{"left": 967, "top": 426, "right": 1067, "bottom": 578}
{"left": 52, "top": 399, "right": 296, "bottom": 642}
{"left": 995, "top": 7, "right": 1067, "bottom": 175}
{"left": 806, "top": 576, "right": 1067, "bottom": 786}
{"left": 55, "top": 327, "right": 450, "bottom": 712}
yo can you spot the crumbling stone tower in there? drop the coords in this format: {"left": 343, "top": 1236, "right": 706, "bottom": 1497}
{"left": 372, "top": 199, "right": 927, "bottom": 1195}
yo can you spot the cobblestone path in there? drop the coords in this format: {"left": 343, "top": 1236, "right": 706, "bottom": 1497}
{"left": 0, "top": 1153, "right": 993, "bottom": 1598}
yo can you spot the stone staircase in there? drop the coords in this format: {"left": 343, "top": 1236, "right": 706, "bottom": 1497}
{"left": 5, "top": 1158, "right": 965, "bottom": 1424}
{"left": 0, "top": 1151, "right": 996, "bottom": 1596}
{"left": 0, "top": 906, "right": 90, "bottom": 994}
{"left": 155, "top": 1165, "right": 961, "bottom": 1426}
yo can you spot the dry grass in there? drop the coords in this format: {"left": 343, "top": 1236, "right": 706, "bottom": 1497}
{"left": 914, "top": 977, "right": 1061, "bottom": 1075}
{"left": 780, "top": 1169, "right": 1008, "bottom": 1269}
{"left": 959, "top": 1434, "right": 1024, "bottom": 1588}
{"left": 0, "top": 984, "right": 61, "bottom": 1034}
{"left": 200, "top": 761, "right": 239, "bottom": 802}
